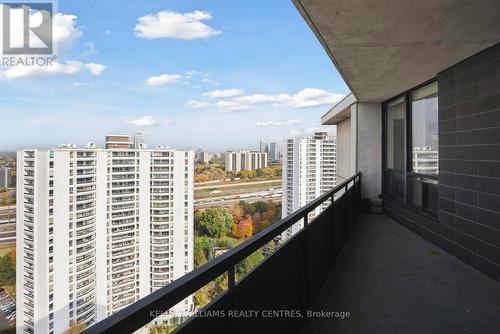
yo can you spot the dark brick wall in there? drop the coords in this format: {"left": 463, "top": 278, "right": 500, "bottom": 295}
{"left": 438, "top": 43, "right": 500, "bottom": 281}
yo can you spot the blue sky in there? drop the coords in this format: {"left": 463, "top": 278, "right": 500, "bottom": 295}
{"left": 0, "top": 0, "right": 348, "bottom": 152}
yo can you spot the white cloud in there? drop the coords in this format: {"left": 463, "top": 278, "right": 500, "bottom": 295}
{"left": 203, "top": 88, "right": 243, "bottom": 98}
{"left": 201, "top": 78, "right": 220, "bottom": 86}
{"left": 288, "top": 119, "right": 302, "bottom": 126}
{"left": 135, "top": 10, "right": 221, "bottom": 40}
{"left": 145, "top": 74, "right": 182, "bottom": 86}
{"left": 184, "top": 70, "right": 198, "bottom": 78}
{"left": 128, "top": 115, "right": 158, "bottom": 127}
{"left": 0, "top": 61, "right": 106, "bottom": 79}
{"left": 126, "top": 115, "right": 173, "bottom": 127}
{"left": 233, "top": 94, "right": 277, "bottom": 104}
{"left": 232, "top": 88, "right": 345, "bottom": 109}
{"left": 216, "top": 101, "right": 250, "bottom": 112}
{"left": 289, "top": 129, "right": 301, "bottom": 136}
{"left": 186, "top": 100, "right": 209, "bottom": 109}
{"left": 72, "top": 81, "right": 94, "bottom": 87}
{"left": 256, "top": 121, "right": 283, "bottom": 127}
{"left": 282, "top": 88, "right": 345, "bottom": 108}
{"left": 53, "top": 13, "right": 83, "bottom": 49}
{"left": 84, "top": 63, "right": 106, "bottom": 76}
{"left": 83, "top": 41, "right": 98, "bottom": 56}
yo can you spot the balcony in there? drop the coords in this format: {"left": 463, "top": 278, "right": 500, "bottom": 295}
{"left": 84, "top": 172, "right": 500, "bottom": 334}
{"left": 299, "top": 214, "right": 500, "bottom": 334}
{"left": 83, "top": 173, "right": 361, "bottom": 333}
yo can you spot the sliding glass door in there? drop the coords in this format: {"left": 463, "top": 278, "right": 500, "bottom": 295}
{"left": 384, "top": 96, "right": 406, "bottom": 200}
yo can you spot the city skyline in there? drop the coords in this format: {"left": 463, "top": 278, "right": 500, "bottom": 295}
{"left": 0, "top": 1, "right": 346, "bottom": 152}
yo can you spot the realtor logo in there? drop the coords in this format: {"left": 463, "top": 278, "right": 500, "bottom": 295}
{"left": 2, "top": 2, "right": 53, "bottom": 54}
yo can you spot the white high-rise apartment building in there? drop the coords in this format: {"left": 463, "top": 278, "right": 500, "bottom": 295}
{"left": 281, "top": 132, "right": 337, "bottom": 238}
{"left": 16, "top": 141, "right": 194, "bottom": 334}
{"left": 224, "top": 151, "right": 267, "bottom": 173}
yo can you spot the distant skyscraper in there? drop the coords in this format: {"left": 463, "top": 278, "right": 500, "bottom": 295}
{"left": 224, "top": 151, "right": 267, "bottom": 173}
{"left": 281, "top": 132, "right": 336, "bottom": 237}
{"left": 17, "top": 142, "right": 194, "bottom": 334}
{"left": 259, "top": 140, "right": 269, "bottom": 154}
{"left": 0, "top": 167, "right": 13, "bottom": 188}
{"left": 268, "top": 143, "right": 279, "bottom": 162}
{"left": 200, "top": 152, "right": 211, "bottom": 164}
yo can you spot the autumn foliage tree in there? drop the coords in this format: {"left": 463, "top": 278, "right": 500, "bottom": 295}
{"left": 232, "top": 216, "right": 254, "bottom": 238}
{"left": 228, "top": 204, "right": 244, "bottom": 223}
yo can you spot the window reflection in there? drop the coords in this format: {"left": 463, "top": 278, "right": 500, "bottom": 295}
{"left": 411, "top": 82, "right": 438, "bottom": 175}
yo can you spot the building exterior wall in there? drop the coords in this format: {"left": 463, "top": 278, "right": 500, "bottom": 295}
{"left": 385, "top": 43, "right": 500, "bottom": 282}
{"left": 437, "top": 43, "right": 500, "bottom": 280}
{"left": 269, "top": 143, "right": 279, "bottom": 162}
{"left": 0, "top": 167, "right": 13, "bottom": 187}
{"left": 17, "top": 147, "right": 194, "bottom": 334}
{"left": 224, "top": 151, "right": 267, "bottom": 173}
{"left": 336, "top": 117, "right": 352, "bottom": 182}
{"left": 281, "top": 133, "right": 337, "bottom": 238}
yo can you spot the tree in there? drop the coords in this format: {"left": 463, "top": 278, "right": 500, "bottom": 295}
{"left": 253, "top": 201, "right": 267, "bottom": 213}
{"left": 239, "top": 201, "right": 256, "bottom": 216}
{"left": 194, "top": 209, "right": 203, "bottom": 235}
{"left": 255, "top": 168, "right": 264, "bottom": 177}
{"left": 6, "top": 249, "right": 15, "bottom": 265}
{"left": 237, "top": 250, "right": 264, "bottom": 278}
{"left": 199, "top": 208, "right": 234, "bottom": 238}
{"left": 232, "top": 216, "right": 254, "bottom": 239}
{"left": 194, "top": 245, "right": 207, "bottom": 268}
{"left": 228, "top": 204, "right": 244, "bottom": 223}
{"left": 0, "top": 255, "right": 15, "bottom": 285}
{"left": 253, "top": 216, "right": 271, "bottom": 234}
{"left": 265, "top": 201, "right": 279, "bottom": 223}
{"left": 194, "top": 273, "right": 228, "bottom": 308}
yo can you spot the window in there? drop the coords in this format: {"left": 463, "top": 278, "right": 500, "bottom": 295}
{"left": 384, "top": 96, "right": 406, "bottom": 200}
{"left": 383, "top": 80, "right": 439, "bottom": 216}
{"left": 411, "top": 82, "right": 438, "bottom": 175}
{"left": 408, "top": 82, "right": 439, "bottom": 214}
{"left": 386, "top": 97, "right": 406, "bottom": 170}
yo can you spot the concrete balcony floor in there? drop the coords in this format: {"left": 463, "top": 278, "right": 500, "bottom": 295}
{"left": 300, "top": 214, "right": 500, "bottom": 334}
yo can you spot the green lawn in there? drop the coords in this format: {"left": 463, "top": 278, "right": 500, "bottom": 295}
{"left": 195, "top": 180, "right": 282, "bottom": 199}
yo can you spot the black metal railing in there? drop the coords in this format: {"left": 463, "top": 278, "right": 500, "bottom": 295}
{"left": 84, "top": 173, "right": 361, "bottom": 334}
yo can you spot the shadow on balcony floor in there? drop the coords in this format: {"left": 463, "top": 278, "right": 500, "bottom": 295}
{"left": 300, "top": 214, "right": 500, "bottom": 334}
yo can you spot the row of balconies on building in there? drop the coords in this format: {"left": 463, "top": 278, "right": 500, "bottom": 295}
{"left": 77, "top": 184, "right": 96, "bottom": 193}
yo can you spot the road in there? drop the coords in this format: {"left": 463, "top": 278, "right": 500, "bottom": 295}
{"left": 0, "top": 206, "right": 15, "bottom": 225}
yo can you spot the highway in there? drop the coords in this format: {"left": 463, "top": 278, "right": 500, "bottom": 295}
{"left": 0, "top": 224, "right": 15, "bottom": 245}
{"left": 0, "top": 206, "right": 15, "bottom": 225}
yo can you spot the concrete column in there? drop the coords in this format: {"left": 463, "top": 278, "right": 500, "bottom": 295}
{"left": 356, "top": 103, "right": 382, "bottom": 201}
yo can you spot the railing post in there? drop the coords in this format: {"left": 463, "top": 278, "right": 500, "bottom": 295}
{"left": 329, "top": 197, "right": 336, "bottom": 268}
{"left": 301, "top": 214, "right": 311, "bottom": 320}
{"left": 227, "top": 265, "right": 237, "bottom": 332}
{"left": 228, "top": 266, "right": 235, "bottom": 290}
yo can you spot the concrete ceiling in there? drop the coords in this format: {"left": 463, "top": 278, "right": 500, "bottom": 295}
{"left": 293, "top": 0, "right": 500, "bottom": 102}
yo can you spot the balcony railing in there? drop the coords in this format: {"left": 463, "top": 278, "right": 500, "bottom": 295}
{"left": 84, "top": 173, "right": 361, "bottom": 334}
